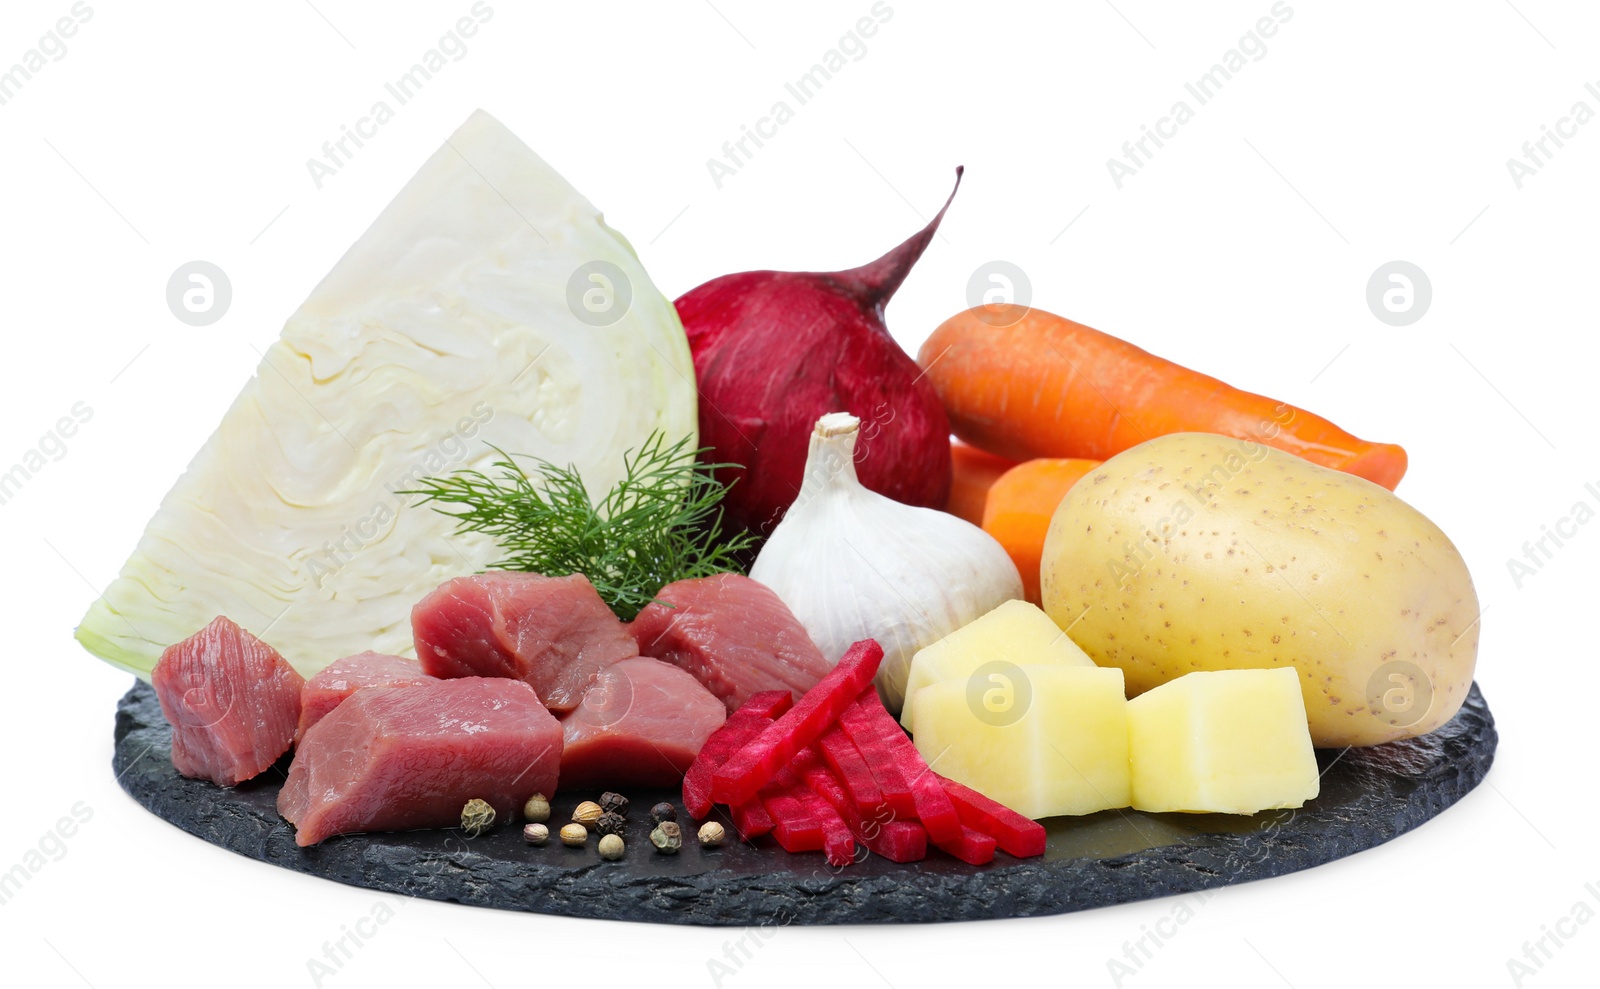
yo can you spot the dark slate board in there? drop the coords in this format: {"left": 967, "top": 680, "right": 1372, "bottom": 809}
{"left": 114, "top": 679, "right": 1496, "bottom": 926}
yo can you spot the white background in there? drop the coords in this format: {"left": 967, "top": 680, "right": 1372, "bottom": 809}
{"left": 1, "top": 1, "right": 1595, "bottom": 986}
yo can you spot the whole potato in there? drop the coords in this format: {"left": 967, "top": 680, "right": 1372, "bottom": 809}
{"left": 1041, "top": 432, "right": 1479, "bottom": 747}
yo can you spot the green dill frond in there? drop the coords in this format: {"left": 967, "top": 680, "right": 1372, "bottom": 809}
{"left": 401, "top": 432, "right": 754, "bottom": 621}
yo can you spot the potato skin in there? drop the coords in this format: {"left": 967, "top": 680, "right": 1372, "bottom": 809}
{"left": 1040, "top": 433, "right": 1478, "bottom": 747}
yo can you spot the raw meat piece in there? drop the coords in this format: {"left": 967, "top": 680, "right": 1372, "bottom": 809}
{"left": 412, "top": 572, "right": 638, "bottom": 713}
{"left": 152, "top": 616, "right": 304, "bottom": 787}
{"left": 295, "top": 652, "right": 435, "bottom": 745}
{"left": 711, "top": 639, "right": 884, "bottom": 806}
{"left": 278, "top": 677, "right": 561, "bottom": 846}
{"left": 559, "top": 658, "right": 726, "bottom": 789}
{"left": 938, "top": 776, "right": 1048, "bottom": 858}
{"left": 627, "top": 573, "right": 831, "bottom": 712}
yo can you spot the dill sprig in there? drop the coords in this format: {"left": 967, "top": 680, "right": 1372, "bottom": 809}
{"left": 402, "top": 433, "right": 755, "bottom": 621}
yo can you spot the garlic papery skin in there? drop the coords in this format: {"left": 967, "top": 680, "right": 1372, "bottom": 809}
{"left": 750, "top": 412, "right": 1023, "bottom": 713}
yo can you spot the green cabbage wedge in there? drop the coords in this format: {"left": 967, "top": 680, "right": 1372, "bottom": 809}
{"left": 77, "top": 110, "right": 696, "bottom": 679}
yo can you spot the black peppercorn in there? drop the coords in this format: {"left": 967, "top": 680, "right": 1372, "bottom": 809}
{"left": 595, "top": 811, "right": 627, "bottom": 837}
{"left": 598, "top": 792, "right": 629, "bottom": 814}
{"left": 650, "top": 801, "right": 677, "bottom": 824}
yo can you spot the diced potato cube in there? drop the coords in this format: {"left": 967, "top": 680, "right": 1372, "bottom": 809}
{"left": 901, "top": 599, "right": 1094, "bottom": 730}
{"left": 910, "top": 665, "right": 1130, "bottom": 820}
{"left": 1127, "top": 668, "right": 1320, "bottom": 815}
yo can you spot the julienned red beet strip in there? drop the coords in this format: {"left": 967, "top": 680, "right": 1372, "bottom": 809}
{"left": 838, "top": 690, "right": 964, "bottom": 845}
{"left": 772, "top": 748, "right": 857, "bottom": 866}
{"left": 937, "top": 775, "right": 1047, "bottom": 858}
{"left": 800, "top": 759, "right": 926, "bottom": 864}
{"left": 875, "top": 821, "right": 926, "bottom": 860}
{"left": 798, "top": 787, "right": 857, "bottom": 867}
{"left": 834, "top": 694, "right": 917, "bottom": 817}
{"left": 761, "top": 786, "right": 823, "bottom": 853}
{"left": 738, "top": 689, "right": 797, "bottom": 720}
{"left": 711, "top": 640, "right": 884, "bottom": 807}
{"left": 684, "top": 709, "right": 778, "bottom": 819}
{"left": 941, "top": 825, "right": 998, "bottom": 866}
{"left": 817, "top": 725, "right": 887, "bottom": 817}
{"left": 807, "top": 721, "right": 989, "bottom": 865}
{"left": 729, "top": 797, "right": 773, "bottom": 839}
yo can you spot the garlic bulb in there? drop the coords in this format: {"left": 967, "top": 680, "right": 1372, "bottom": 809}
{"left": 750, "top": 412, "right": 1023, "bottom": 713}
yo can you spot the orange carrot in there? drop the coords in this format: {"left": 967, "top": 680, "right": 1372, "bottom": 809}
{"left": 918, "top": 306, "right": 1408, "bottom": 490}
{"left": 945, "top": 440, "right": 1017, "bottom": 526}
{"left": 982, "top": 458, "right": 1100, "bottom": 603}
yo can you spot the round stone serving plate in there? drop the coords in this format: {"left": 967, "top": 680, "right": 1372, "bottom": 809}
{"left": 114, "top": 679, "right": 1496, "bottom": 926}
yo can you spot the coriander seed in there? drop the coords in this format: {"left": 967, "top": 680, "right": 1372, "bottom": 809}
{"left": 650, "top": 801, "right": 677, "bottom": 824}
{"left": 523, "top": 793, "right": 551, "bottom": 823}
{"left": 461, "top": 798, "right": 496, "bottom": 838}
{"left": 597, "top": 834, "right": 625, "bottom": 861}
{"left": 572, "top": 800, "right": 604, "bottom": 825}
{"left": 560, "top": 823, "right": 588, "bottom": 847}
{"left": 523, "top": 823, "right": 549, "bottom": 846}
{"left": 697, "top": 821, "right": 726, "bottom": 847}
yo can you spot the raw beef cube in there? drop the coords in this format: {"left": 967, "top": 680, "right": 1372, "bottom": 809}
{"left": 412, "top": 572, "right": 638, "bottom": 713}
{"left": 560, "top": 658, "right": 727, "bottom": 789}
{"left": 627, "top": 573, "right": 831, "bottom": 712}
{"left": 278, "top": 677, "right": 561, "bottom": 846}
{"left": 152, "top": 616, "right": 305, "bottom": 787}
{"left": 295, "top": 652, "right": 435, "bottom": 745}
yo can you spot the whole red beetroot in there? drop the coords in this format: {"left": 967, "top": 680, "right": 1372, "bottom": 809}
{"left": 676, "top": 169, "right": 961, "bottom": 537}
